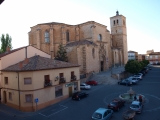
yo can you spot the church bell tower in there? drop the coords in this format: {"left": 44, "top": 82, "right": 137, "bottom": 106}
{"left": 110, "top": 11, "right": 128, "bottom": 65}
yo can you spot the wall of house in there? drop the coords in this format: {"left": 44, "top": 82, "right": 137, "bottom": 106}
{"left": 1, "top": 66, "right": 80, "bottom": 112}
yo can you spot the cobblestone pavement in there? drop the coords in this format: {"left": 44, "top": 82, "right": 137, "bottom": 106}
{"left": 90, "top": 66, "right": 125, "bottom": 85}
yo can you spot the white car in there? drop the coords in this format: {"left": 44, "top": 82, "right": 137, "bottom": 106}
{"left": 80, "top": 83, "right": 91, "bottom": 89}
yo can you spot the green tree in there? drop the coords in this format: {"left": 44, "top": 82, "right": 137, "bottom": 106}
{"left": 142, "top": 60, "right": 149, "bottom": 66}
{"left": 0, "top": 34, "right": 12, "bottom": 53}
{"left": 55, "top": 43, "right": 68, "bottom": 62}
{"left": 125, "top": 60, "right": 141, "bottom": 74}
{"left": 139, "top": 61, "right": 145, "bottom": 70}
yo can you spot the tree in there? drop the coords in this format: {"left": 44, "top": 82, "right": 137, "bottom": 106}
{"left": 125, "top": 60, "right": 141, "bottom": 74}
{"left": 0, "top": 34, "right": 12, "bottom": 53}
{"left": 142, "top": 60, "right": 149, "bottom": 66}
{"left": 55, "top": 43, "right": 68, "bottom": 62}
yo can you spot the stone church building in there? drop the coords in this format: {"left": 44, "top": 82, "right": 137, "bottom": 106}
{"left": 28, "top": 11, "right": 128, "bottom": 76}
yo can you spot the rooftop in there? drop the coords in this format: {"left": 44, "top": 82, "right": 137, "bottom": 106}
{"left": 2, "top": 55, "right": 80, "bottom": 72}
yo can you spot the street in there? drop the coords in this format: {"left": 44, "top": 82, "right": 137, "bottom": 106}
{"left": 1, "top": 66, "right": 160, "bottom": 120}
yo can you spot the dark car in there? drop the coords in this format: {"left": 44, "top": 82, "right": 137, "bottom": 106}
{"left": 108, "top": 99, "right": 125, "bottom": 111}
{"left": 86, "top": 80, "right": 98, "bottom": 85}
{"left": 72, "top": 92, "right": 88, "bottom": 101}
{"left": 118, "top": 79, "right": 132, "bottom": 86}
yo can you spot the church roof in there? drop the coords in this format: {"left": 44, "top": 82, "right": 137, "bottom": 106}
{"left": 2, "top": 55, "right": 80, "bottom": 72}
{"left": 65, "top": 40, "right": 97, "bottom": 47}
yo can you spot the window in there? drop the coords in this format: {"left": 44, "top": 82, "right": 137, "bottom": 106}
{"left": 92, "top": 48, "right": 95, "bottom": 58}
{"left": 66, "top": 31, "right": 69, "bottom": 42}
{"left": 45, "top": 31, "right": 50, "bottom": 43}
{"left": 98, "top": 34, "right": 102, "bottom": 41}
{"left": 55, "top": 86, "right": 62, "bottom": 97}
{"left": 155, "top": 56, "right": 158, "bottom": 59}
{"left": 24, "top": 78, "right": 32, "bottom": 84}
{"left": 123, "top": 20, "right": 125, "bottom": 25}
{"left": 150, "top": 56, "right": 152, "bottom": 59}
{"left": 117, "top": 19, "right": 118, "bottom": 24}
{"left": 25, "top": 94, "right": 32, "bottom": 102}
{"left": 113, "top": 20, "right": 115, "bottom": 25}
{"left": 9, "top": 92, "right": 12, "bottom": 100}
{"left": 4, "top": 77, "right": 8, "bottom": 84}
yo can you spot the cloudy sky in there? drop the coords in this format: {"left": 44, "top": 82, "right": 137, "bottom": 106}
{"left": 0, "top": 0, "right": 160, "bottom": 54}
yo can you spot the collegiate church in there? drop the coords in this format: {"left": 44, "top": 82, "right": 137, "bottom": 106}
{"left": 28, "top": 11, "right": 128, "bottom": 76}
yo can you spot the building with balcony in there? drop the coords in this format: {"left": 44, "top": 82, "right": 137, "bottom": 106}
{"left": 138, "top": 54, "right": 145, "bottom": 61}
{"left": 1, "top": 55, "right": 80, "bottom": 112}
{"left": 128, "top": 50, "right": 138, "bottom": 61}
{"left": 146, "top": 52, "right": 160, "bottom": 64}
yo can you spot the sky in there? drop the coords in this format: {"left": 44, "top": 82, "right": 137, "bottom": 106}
{"left": 0, "top": 0, "right": 160, "bottom": 54}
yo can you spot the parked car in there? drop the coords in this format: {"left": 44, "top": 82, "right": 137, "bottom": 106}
{"left": 86, "top": 80, "right": 98, "bottom": 85}
{"left": 130, "top": 101, "right": 143, "bottom": 113}
{"left": 91, "top": 108, "right": 113, "bottom": 120}
{"left": 127, "top": 78, "right": 139, "bottom": 84}
{"left": 118, "top": 79, "right": 132, "bottom": 86}
{"left": 72, "top": 91, "right": 88, "bottom": 101}
{"left": 80, "top": 83, "right": 91, "bottom": 89}
{"left": 130, "top": 75, "right": 142, "bottom": 80}
{"left": 108, "top": 99, "right": 125, "bottom": 111}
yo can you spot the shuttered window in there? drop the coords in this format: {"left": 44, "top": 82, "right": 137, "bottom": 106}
{"left": 24, "top": 78, "right": 32, "bottom": 84}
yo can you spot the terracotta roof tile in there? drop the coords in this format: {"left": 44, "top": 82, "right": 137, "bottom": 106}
{"left": 66, "top": 40, "right": 97, "bottom": 47}
{"left": 2, "top": 56, "right": 80, "bottom": 72}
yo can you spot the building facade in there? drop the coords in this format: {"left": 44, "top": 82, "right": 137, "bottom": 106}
{"left": 28, "top": 11, "right": 128, "bottom": 75}
{"left": 128, "top": 50, "right": 138, "bottom": 60}
{"left": 145, "top": 52, "right": 160, "bottom": 64}
{"left": 1, "top": 55, "right": 80, "bottom": 112}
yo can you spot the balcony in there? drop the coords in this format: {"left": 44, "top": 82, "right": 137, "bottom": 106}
{"left": 44, "top": 79, "right": 52, "bottom": 87}
{"left": 71, "top": 75, "right": 77, "bottom": 81}
{"left": 59, "top": 77, "right": 66, "bottom": 84}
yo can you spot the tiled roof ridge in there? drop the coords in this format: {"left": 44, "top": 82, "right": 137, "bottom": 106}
{"left": 66, "top": 39, "right": 97, "bottom": 47}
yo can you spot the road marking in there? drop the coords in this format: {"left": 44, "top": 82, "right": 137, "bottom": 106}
{"left": 39, "top": 104, "right": 68, "bottom": 117}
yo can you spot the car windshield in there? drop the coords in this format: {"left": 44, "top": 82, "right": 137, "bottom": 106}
{"left": 92, "top": 112, "right": 102, "bottom": 119}
{"left": 110, "top": 102, "right": 118, "bottom": 106}
{"left": 131, "top": 104, "right": 139, "bottom": 108}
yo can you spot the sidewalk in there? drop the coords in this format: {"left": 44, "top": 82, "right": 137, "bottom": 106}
{"left": 91, "top": 66, "right": 125, "bottom": 85}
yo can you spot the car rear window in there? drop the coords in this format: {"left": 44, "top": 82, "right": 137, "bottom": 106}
{"left": 131, "top": 104, "right": 139, "bottom": 108}
{"left": 92, "top": 112, "right": 102, "bottom": 119}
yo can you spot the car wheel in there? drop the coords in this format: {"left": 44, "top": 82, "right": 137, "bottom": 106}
{"left": 78, "top": 98, "right": 80, "bottom": 101}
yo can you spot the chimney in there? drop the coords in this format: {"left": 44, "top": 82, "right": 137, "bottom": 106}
{"left": 24, "top": 58, "right": 29, "bottom": 64}
{"left": 6, "top": 47, "right": 10, "bottom": 52}
{"left": 19, "top": 62, "right": 23, "bottom": 69}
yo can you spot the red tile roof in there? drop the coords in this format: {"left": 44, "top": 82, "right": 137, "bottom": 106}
{"left": 2, "top": 55, "right": 80, "bottom": 72}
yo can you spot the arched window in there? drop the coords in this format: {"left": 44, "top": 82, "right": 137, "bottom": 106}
{"left": 92, "top": 48, "right": 95, "bottom": 58}
{"left": 45, "top": 31, "right": 50, "bottom": 43}
{"left": 98, "top": 34, "right": 102, "bottom": 41}
{"left": 66, "top": 31, "right": 69, "bottom": 42}
{"left": 117, "top": 19, "right": 118, "bottom": 24}
{"left": 113, "top": 20, "right": 115, "bottom": 25}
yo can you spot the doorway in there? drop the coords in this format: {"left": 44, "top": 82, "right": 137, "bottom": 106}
{"left": 68, "top": 87, "right": 72, "bottom": 97}
{"left": 101, "top": 61, "right": 104, "bottom": 71}
{"left": 3, "top": 91, "right": 7, "bottom": 104}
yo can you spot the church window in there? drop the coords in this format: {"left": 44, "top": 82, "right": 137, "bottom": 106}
{"left": 92, "top": 48, "right": 95, "bottom": 58}
{"left": 98, "top": 34, "right": 102, "bottom": 41}
{"left": 116, "top": 30, "right": 117, "bottom": 33}
{"left": 123, "top": 20, "right": 125, "bottom": 25}
{"left": 113, "top": 20, "right": 115, "bottom": 25}
{"left": 45, "top": 31, "right": 50, "bottom": 43}
{"left": 117, "top": 19, "right": 118, "bottom": 24}
{"left": 66, "top": 31, "right": 70, "bottom": 42}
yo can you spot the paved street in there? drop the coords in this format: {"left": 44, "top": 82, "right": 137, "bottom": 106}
{"left": 1, "top": 66, "right": 160, "bottom": 120}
